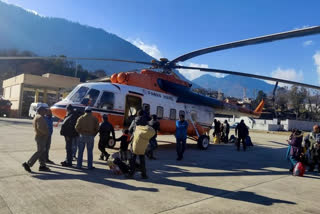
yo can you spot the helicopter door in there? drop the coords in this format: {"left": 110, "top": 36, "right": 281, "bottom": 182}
{"left": 124, "top": 95, "right": 142, "bottom": 127}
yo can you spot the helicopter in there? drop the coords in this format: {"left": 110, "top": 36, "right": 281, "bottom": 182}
{"left": 1, "top": 26, "right": 320, "bottom": 150}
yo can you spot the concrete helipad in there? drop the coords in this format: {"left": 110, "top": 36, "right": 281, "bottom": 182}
{"left": 0, "top": 118, "right": 319, "bottom": 214}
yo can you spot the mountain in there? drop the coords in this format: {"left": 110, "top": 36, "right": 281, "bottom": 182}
{"left": 0, "top": 1, "right": 153, "bottom": 75}
{"left": 192, "top": 74, "right": 275, "bottom": 98}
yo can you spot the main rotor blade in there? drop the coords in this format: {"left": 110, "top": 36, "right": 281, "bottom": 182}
{"left": 0, "top": 56, "right": 154, "bottom": 66}
{"left": 170, "top": 26, "right": 320, "bottom": 65}
{"left": 175, "top": 65, "right": 320, "bottom": 90}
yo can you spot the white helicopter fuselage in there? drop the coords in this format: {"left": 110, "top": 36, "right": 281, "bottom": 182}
{"left": 51, "top": 82, "right": 214, "bottom": 136}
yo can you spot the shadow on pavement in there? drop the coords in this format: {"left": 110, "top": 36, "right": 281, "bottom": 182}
{"left": 31, "top": 140, "right": 300, "bottom": 206}
{"left": 32, "top": 167, "right": 159, "bottom": 193}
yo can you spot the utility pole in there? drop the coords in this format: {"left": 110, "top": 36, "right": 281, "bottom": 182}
{"left": 75, "top": 61, "right": 78, "bottom": 77}
{"left": 243, "top": 87, "right": 247, "bottom": 100}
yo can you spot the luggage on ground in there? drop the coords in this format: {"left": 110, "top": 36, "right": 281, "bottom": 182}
{"left": 213, "top": 135, "right": 220, "bottom": 144}
{"left": 293, "top": 162, "right": 305, "bottom": 176}
{"left": 229, "top": 135, "right": 237, "bottom": 144}
{"left": 107, "top": 160, "right": 122, "bottom": 175}
{"left": 113, "top": 157, "right": 130, "bottom": 174}
{"left": 245, "top": 136, "right": 253, "bottom": 146}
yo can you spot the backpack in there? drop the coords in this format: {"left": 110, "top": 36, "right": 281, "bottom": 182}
{"left": 293, "top": 162, "right": 305, "bottom": 177}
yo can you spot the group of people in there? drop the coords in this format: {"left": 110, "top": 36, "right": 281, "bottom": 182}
{"left": 21, "top": 104, "right": 190, "bottom": 179}
{"left": 287, "top": 125, "right": 320, "bottom": 173}
{"left": 21, "top": 104, "right": 320, "bottom": 178}
{"left": 213, "top": 119, "right": 249, "bottom": 151}
{"left": 213, "top": 119, "right": 230, "bottom": 143}
{"left": 22, "top": 105, "right": 101, "bottom": 172}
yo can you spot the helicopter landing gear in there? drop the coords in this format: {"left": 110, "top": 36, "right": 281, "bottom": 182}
{"left": 184, "top": 105, "right": 210, "bottom": 150}
{"left": 197, "top": 135, "right": 210, "bottom": 150}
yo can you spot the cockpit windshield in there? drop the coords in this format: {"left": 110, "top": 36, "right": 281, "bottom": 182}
{"left": 70, "top": 86, "right": 89, "bottom": 103}
{"left": 81, "top": 89, "right": 100, "bottom": 106}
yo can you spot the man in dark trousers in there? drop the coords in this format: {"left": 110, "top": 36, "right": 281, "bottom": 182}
{"left": 175, "top": 114, "right": 189, "bottom": 161}
{"left": 235, "top": 120, "right": 249, "bottom": 151}
{"left": 44, "top": 109, "right": 54, "bottom": 164}
{"left": 223, "top": 120, "right": 230, "bottom": 143}
{"left": 60, "top": 104, "right": 80, "bottom": 166}
{"left": 98, "top": 114, "right": 115, "bottom": 161}
{"left": 146, "top": 114, "right": 160, "bottom": 160}
{"left": 213, "top": 119, "right": 221, "bottom": 137}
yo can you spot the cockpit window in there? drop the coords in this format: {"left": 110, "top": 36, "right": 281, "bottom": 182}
{"left": 98, "top": 91, "right": 115, "bottom": 110}
{"left": 81, "top": 89, "right": 100, "bottom": 106}
{"left": 70, "top": 86, "right": 89, "bottom": 103}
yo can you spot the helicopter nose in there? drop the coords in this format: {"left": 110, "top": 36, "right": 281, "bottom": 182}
{"left": 50, "top": 104, "right": 67, "bottom": 120}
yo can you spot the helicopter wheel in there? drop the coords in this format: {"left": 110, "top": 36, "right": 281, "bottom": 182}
{"left": 197, "top": 135, "right": 210, "bottom": 150}
{"left": 106, "top": 138, "right": 116, "bottom": 148}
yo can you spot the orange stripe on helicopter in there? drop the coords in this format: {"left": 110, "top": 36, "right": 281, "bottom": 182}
{"left": 110, "top": 69, "right": 191, "bottom": 93}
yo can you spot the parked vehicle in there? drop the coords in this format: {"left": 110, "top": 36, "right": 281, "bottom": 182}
{"left": 0, "top": 97, "right": 11, "bottom": 117}
{"left": 230, "top": 122, "right": 239, "bottom": 129}
{"left": 29, "top": 103, "right": 49, "bottom": 118}
{"left": 230, "top": 122, "right": 250, "bottom": 129}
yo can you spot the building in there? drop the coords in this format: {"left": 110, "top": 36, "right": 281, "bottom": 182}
{"left": 2, "top": 73, "right": 80, "bottom": 117}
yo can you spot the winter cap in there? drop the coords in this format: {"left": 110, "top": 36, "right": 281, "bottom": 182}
{"left": 85, "top": 106, "right": 92, "bottom": 113}
{"left": 37, "top": 106, "right": 46, "bottom": 113}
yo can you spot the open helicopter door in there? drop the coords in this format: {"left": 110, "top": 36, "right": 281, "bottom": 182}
{"left": 124, "top": 95, "right": 142, "bottom": 127}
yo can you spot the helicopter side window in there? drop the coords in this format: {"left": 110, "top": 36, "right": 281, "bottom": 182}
{"left": 170, "top": 109, "right": 176, "bottom": 120}
{"left": 70, "top": 86, "right": 89, "bottom": 103}
{"left": 156, "top": 106, "right": 163, "bottom": 119}
{"left": 81, "top": 89, "right": 100, "bottom": 106}
{"left": 191, "top": 111, "right": 198, "bottom": 121}
{"left": 179, "top": 110, "right": 185, "bottom": 117}
{"left": 98, "top": 91, "right": 115, "bottom": 110}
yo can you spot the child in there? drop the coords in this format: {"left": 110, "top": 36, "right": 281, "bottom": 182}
{"left": 115, "top": 129, "right": 131, "bottom": 161}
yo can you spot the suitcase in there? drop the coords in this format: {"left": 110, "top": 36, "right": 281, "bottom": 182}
{"left": 245, "top": 136, "right": 253, "bottom": 146}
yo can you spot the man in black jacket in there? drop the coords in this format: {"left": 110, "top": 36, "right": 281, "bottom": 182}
{"left": 60, "top": 104, "right": 80, "bottom": 166}
{"left": 223, "top": 120, "right": 230, "bottom": 143}
{"left": 98, "top": 114, "right": 115, "bottom": 160}
{"left": 235, "top": 120, "right": 249, "bottom": 151}
{"left": 129, "top": 110, "right": 148, "bottom": 134}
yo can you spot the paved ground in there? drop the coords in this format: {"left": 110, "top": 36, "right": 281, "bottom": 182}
{"left": 0, "top": 118, "right": 319, "bottom": 214}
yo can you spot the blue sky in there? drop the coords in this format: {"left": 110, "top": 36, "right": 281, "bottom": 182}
{"left": 3, "top": 0, "right": 320, "bottom": 86}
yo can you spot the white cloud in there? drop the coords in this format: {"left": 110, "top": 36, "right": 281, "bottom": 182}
{"left": 266, "top": 67, "right": 303, "bottom": 86}
{"left": 177, "top": 62, "right": 226, "bottom": 80}
{"left": 1, "top": 0, "right": 43, "bottom": 16}
{"left": 129, "top": 38, "right": 162, "bottom": 59}
{"left": 313, "top": 52, "right": 320, "bottom": 84}
{"left": 303, "top": 40, "right": 314, "bottom": 47}
{"left": 26, "top": 8, "right": 39, "bottom": 15}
